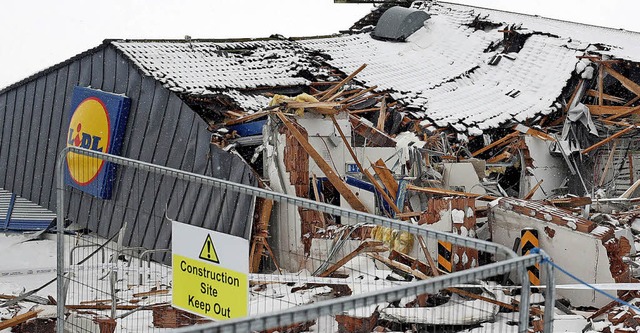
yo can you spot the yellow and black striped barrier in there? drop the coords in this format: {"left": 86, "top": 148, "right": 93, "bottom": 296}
{"left": 520, "top": 228, "right": 540, "bottom": 286}
{"left": 437, "top": 240, "right": 453, "bottom": 273}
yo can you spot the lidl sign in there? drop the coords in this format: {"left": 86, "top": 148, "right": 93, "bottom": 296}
{"left": 172, "top": 221, "right": 248, "bottom": 320}
{"left": 64, "top": 87, "right": 130, "bottom": 199}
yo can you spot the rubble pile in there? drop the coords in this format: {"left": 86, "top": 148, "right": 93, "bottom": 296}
{"left": 208, "top": 57, "right": 640, "bottom": 332}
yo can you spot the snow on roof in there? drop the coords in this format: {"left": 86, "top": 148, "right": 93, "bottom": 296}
{"left": 112, "top": 39, "right": 327, "bottom": 111}
{"left": 300, "top": 5, "right": 581, "bottom": 133}
{"left": 444, "top": 2, "right": 640, "bottom": 61}
{"left": 110, "top": 2, "right": 640, "bottom": 131}
{"left": 113, "top": 40, "right": 312, "bottom": 93}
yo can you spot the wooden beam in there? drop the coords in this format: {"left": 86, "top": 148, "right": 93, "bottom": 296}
{"left": 132, "top": 289, "right": 169, "bottom": 298}
{"left": 66, "top": 304, "right": 155, "bottom": 310}
{"left": 376, "top": 97, "right": 386, "bottom": 131}
{"left": 624, "top": 95, "right": 640, "bottom": 107}
{"left": 417, "top": 236, "right": 439, "bottom": 277}
{"left": 586, "top": 105, "right": 638, "bottom": 116}
{"left": 250, "top": 198, "right": 274, "bottom": 273}
{"left": 367, "top": 253, "right": 430, "bottom": 280}
{"left": 395, "top": 211, "right": 421, "bottom": 220}
{"left": 582, "top": 126, "right": 635, "bottom": 154}
{"left": 276, "top": 112, "right": 369, "bottom": 213}
{"left": 486, "top": 150, "right": 512, "bottom": 163}
{"left": 283, "top": 101, "right": 341, "bottom": 109}
{"left": 549, "top": 80, "right": 585, "bottom": 127}
{"left": 407, "top": 184, "right": 498, "bottom": 201}
{"left": 0, "top": 310, "right": 42, "bottom": 330}
{"left": 514, "top": 124, "right": 556, "bottom": 142}
{"left": 311, "top": 173, "right": 326, "bottom": 228}
{"left": 349, "top": 115, "right": 396, "bottom": 147}
{"left": 599, "top": 141, "right": 618, "bottom": 187}
{"left": 317, "top": 64, "right": 367, "bottom": 101}
{"left": 372, "top": 159, "right": 399, "bottom": 200}
{"left": 586, "top": 89, "right": 626, "bottom": 104}
{"left": 319, "top": 241, "right": 387, "bottom": 277}
{"left": 564, "top": 79, "right": 584, "bottom": 114}
{"left": 447, "top": 287, "right": 520, "bottom": 312}
{"left": 326, "top": 88, "right": 359, "bottom": 102}
{"left": 603, "top": 63, "right": 640, "bottom": 97}
{"left": 600, "top": 119, "right": 634, "bottom": 127}
{"left": 329, "top": 115, "right": 401, "bottom": 214}
{"left": 471, "top": 131, "right": 519, "bottom": 157}
{"left": 588, "top": 291, "right": 635, "bottom": 320}
{"left": 338, "top": 85, "right": 378, "bottom": 105}
{"left": 524, "top": 179, "right": 543, "bottom": 200}
{"left": 546, "top": 196, "right": 592, "bottom": 208}
{"left": 605, "top": 104, "right": 640, "bottom": 121}
{"left": 224, "top": 110, "right": 270, "bottom": 126}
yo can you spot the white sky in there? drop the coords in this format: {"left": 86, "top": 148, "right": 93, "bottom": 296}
{"left": 0, "top": 0, "right": 638, "bottom": 90}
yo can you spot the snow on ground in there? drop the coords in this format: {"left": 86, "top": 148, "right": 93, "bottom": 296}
{"left": 0, "top": 231, "right": 598, "bottom": 333}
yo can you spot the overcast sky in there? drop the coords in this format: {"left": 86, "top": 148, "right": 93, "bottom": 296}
{"left": 0, "top": 0, "right": 638, "bottom": 90}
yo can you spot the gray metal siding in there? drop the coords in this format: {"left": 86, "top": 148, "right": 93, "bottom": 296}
{"left": 0, "top": 91, "right": 11, "bottom": 185}
{"left": 0, "top": 45, "right": 257, "bottom": 258}
{"left": 33, "top": 74, "right": 54, "bottom": 205}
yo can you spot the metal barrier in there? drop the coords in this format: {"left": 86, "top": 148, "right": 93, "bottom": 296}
{"left": 174, "top": 254, "right": 548, "bottom": 333}
{"left": 56, "top": 146, "right": 554, "bottom": 333}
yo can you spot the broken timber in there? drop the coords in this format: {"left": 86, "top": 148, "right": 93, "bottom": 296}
{"left": 276, "top": 112, "right": 369, "bottom": 213}
{"left": 0, "top": 310, "right": 43, "bottom": 331}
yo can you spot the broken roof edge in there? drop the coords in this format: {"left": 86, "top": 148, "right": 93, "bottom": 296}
{"left": 439, "top": 1, "right": 640, "bottom": 35}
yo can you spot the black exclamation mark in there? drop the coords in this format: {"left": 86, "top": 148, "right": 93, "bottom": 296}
{"left": 207, "top": 240, "right": 211, "bottom": 259}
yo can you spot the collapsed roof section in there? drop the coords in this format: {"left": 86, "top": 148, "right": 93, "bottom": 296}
{"left": 109, "top": 2, "right": 640, "bottom": 136}
{"left": 301, "top": 13, "right": 581, "bottom": 134}
{"left": 112, "top": 39, "right": 333, "bottom": 124}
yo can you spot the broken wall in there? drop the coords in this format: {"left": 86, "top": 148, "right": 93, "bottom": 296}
{"left": 489, "top": 198, "right": 619, "bottom": 307}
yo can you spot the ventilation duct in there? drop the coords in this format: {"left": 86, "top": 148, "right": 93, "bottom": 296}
{"left": 372, "top": 6, "right": 429, "bottom": 42}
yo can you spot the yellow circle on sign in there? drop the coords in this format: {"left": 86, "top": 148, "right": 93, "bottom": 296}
{"left": 66, "top": 97, "right": 111, "bottom": 186}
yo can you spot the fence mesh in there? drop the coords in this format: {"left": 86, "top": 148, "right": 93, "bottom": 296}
{"left": 57, "top": 147, "right": 554, "bottom": 333}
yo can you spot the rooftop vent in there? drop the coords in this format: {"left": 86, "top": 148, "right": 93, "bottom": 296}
{"left": 372, "top": 6, "right": 430, "bottom": 42}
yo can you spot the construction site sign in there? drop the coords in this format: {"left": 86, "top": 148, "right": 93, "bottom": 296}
{"left": 172, "top": 221, "right": 248, "bottom": 320}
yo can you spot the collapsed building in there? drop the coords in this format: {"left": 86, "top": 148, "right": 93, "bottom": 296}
{"left": 3, "top": 0, "right": 640, "bottom": 331}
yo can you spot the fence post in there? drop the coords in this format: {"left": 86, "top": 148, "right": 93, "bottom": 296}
{"left": 518, "top": 263, "right": 531, "bottom": 333}
{"left": 543, "top": 253, "right": 555, "bottom": 332}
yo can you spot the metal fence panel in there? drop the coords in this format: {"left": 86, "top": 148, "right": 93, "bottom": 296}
{"left": 56, "top": 147, "right": 553, "bottom": 333}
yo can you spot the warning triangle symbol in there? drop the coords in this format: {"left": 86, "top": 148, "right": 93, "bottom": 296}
{"left": 199, "top": 234, "right": 220, "bottom": 264}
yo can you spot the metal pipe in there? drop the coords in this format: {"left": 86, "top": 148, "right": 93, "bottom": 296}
{"left": 69, "top": 243, "right": 105, "bottom": 265}
{"left": 138, "top": 249, "right": 171, "bottom": 285}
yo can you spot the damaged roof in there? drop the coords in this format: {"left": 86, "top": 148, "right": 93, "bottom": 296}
{"left": 112, "top": 39, "right": 330, "bottom": 111}
{"left": 41, "top": 2, "right": 640, "bottom": 135}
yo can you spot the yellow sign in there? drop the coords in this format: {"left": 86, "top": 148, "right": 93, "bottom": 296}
{"left": 172, "top": 254, "right": 247, "bottom": 319}
{"left": 172, "top": 221, "right": 248, "bottom": 320}
{"left": 199, "top": 234, "right": 220, "bottom": 264}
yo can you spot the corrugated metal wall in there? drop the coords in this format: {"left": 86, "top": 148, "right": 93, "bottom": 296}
{"left": 0, "top": 44, "right": 257, "bottom": 261}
